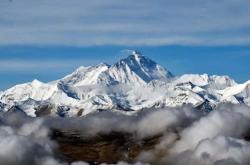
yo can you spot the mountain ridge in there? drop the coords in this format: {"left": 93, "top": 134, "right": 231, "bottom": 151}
{"left": 0, "top": 51, "right": 249, "bottom": 117}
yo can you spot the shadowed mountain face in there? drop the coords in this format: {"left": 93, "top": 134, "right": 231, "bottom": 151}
{"left": 110, "top": 52, "right": 173, "bottom": 84}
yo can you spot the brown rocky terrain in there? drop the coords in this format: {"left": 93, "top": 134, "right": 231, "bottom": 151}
{"left": 52, "top": 130, "right": 164, "bottom": 164}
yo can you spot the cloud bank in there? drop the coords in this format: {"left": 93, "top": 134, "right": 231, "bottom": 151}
{"left": 1, "top": 0, "right": 250, "bottom": 46}
{"left": 1, "top": 104, "right": 250, "bottom": 165}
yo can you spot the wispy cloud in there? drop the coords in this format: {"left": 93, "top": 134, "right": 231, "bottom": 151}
{"left": 0, "top": 59, "right": 102, "bottom": 71}
{"left": 0, "top": 0, "right": 250, "bottom": 46}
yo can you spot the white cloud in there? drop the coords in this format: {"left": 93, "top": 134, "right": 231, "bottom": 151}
{"left": 172, "top": 104, "right": 250, "bottom": 153}
{"left": 1, "top": 103, "right": 250, "bottom": 164}
{"left": 0, "top": 0, "right": 250, "bottom": 46}
{"left": 0, "top": 59, "right": 103, "bottom": 71}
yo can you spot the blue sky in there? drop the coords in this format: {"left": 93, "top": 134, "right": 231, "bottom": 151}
{"left": 0, "top": 0, "right": 250, "bottom": 90}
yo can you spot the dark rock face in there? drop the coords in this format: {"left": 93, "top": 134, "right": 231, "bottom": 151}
{"left": 52, "top": 130, "right": 162, "bottom": 164}
{"left": 0, "top": 101, "right": 6, "bottom": 111}
{"left": 6, "top": 106, "right": 26, "bottom": 115}
{"left": 35, "top": 104, "right": 54, "bottom": 117}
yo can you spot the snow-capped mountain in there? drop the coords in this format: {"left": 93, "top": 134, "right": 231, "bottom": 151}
{"left": 0, "top": 51, "right": 249, "bottom": 117}
{"left": 107, "top": 51, "right": 173, "bottom": 85}
{"left": 60, "top": 51, "right": 173, "bottom": 87}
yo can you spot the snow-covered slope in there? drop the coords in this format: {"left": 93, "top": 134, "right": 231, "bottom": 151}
{"left": 219, "top": 80, "right": 250, "bottom": 105}
{"left": 107, "top": 51, "right": 173, "bottom": 85}
{"left": 0, "top": 79, "right": 57, "bottom": 104}
{"left": 174, "top": 74, "right": 236, "bottom": 89}
{"left": 0, "top": 51, "right": 249, "bottom": 117}
{"left": 60, "top": 63, "right": 110, "bottom": 86}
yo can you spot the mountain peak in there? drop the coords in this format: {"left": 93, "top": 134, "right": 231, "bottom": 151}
{"left": 131, "top": 50, "right": 142, "bottom": 58}
{"left": 120, "top": 50, "right": 145, "bottom": 64}
{"left": 98, "top": 62, "right": 110, "bottom": 67}
{"left": 109, "top": 50, "right": 173, "bottom": 84}
{"left": 31, "top": 79, "right": 43, "bottom": 86}
{"left": 128, "top": 50, "right": 145, "bottom": 61}
{"left": 60, "top": 51, "right": 173, "bottom": 87}
{"left": 120, "top": 50, "right": 153, "bottom": 65}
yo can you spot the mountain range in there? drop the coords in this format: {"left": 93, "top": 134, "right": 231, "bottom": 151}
{"left": 0, "top": 51, "right": 249, "bottom": 117}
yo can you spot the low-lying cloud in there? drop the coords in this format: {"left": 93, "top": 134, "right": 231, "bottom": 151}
{"left": 44, "top": 105, "right": 202, "bottom": 138}
{"left": 0, "top": 117, "right": 58, "bottom": 165}
{"left": 1, "top": 103, "right": 250, "bottom": 165}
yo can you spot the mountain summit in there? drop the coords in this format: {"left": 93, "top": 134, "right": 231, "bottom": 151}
{"left": 108, "top": 50, "right": 173, "bottom": 85}
{"left": 0, "top": 51, "right": 249, "bottom": 117}
{"left": 61, "top": 51, "right": 173, "bottom": 86}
